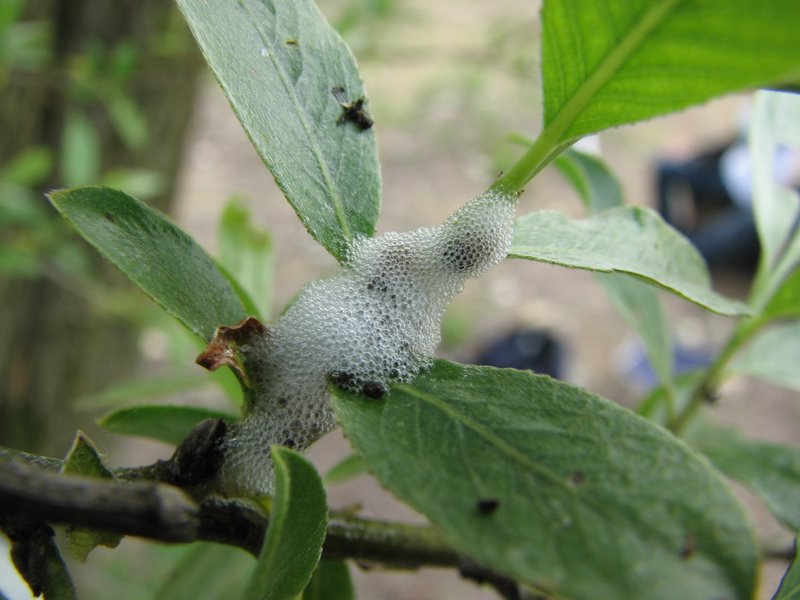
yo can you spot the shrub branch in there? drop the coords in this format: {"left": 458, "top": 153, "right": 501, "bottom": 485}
{"left": 0, "top": 454, "right": 527, "bottom": 600}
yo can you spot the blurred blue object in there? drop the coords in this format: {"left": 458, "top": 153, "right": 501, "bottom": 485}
{"left": 473, "top": 329, "right": 564, "bottom": 379}
{"left": 620, "top": 340, "right": 712, "bottom": 390}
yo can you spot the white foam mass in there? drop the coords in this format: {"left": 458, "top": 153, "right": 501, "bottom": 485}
{"left": 220, "top": 191, "right": 516, "bottom": 495}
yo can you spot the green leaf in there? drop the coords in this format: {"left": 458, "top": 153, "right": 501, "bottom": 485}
{"left": 107, "top": 91, "right": 148, "bottom": 150}
{"left": 48, "top": 186, "right": 248, "bottom": 340}
{"left": 493, "top": 0, "right": 800, "bottom": 192}
{"left": 62, "top": 431, "right": 113, "bottom": 479}
{"left": 61, "top": 432, "right": 122, "bottom": 561}
{"left": 597, "top": 272, "right": 673, "bottom": 389}
{"left": 154, "top": 543, "right": 254, "bottom": 600}
{"left": 74, "top": 373, "right": 210, "bottom": 411}
{"left": 751, "top": 91, "right": 800, "bottom": 275}
{"left": 552, "top": 148, "right": 674, "bottom": 393}
{"left": 177, "top": 0, "right": 381, "bottom": 261}
{"left": 763, "top": 269, "right": 800, "bottom": 321}
{"left": 774, "top": 544, "right": 800, "bottom": 600}
{"left": 323, "top": 453, "right": 368, "bottom": 486}
{"left": 101, "top": 168, "right": 166, "bottom": 201}
{"left": 509, "top": 206, "right": 749, "bottom": 315}
{"left": 0, "top": 145, "right": 53, "bottom": 186}
{"left": 730, "top": 321, "right": 800, "bottom": 392}
{"left": 245, "top": 447, "right": 328, "bottom": 600}
{"left": 688, "top": 424, "right": 800, "bottom": 533}
{"left": 7, "top": 526, "right": 77, "bottom": 600}
{"left": 542, "top": 1, "right": 800, "bottom": 142}
{"left": 302, "top": 560, "right": 354, "bottom": 600}
{"left": 61, "top": 110, "right": 100, "bottom": 187}
{"left": 552, "top": 148, "right": 623, "bottom": 212}
{"left": 98, "top": 405, "right": 236, "bottom": 446}
{"left": 219, "top": 200, "right": 274, "bottom": 320}
{"left": 332, "top": 360, "right": 757, "bottom": 600}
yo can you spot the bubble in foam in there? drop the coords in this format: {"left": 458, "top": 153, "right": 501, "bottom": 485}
{"left": 220, "top": 191, "right": 516, "bottom": 495}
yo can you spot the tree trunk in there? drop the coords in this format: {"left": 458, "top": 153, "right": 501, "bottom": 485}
{"left": 0, "top": 0, "right": 202, "bottom": 454}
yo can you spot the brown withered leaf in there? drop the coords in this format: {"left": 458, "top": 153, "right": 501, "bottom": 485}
{"left": 195, "top": 317, "right": 269, "bottom": 387}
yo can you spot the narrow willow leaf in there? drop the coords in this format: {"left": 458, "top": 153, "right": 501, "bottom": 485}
{"left": 0, "top": 145, "right": 52, "bottom": 187}
{"left": 774, "top": 544, "right": 800, "bottom": 600}
{"left": 494, "top": 0, "right": 800, "bottom": 192}
{"left": 552, "top": 148, "right": 674, "bottom": 392}
{"left": 332, "top": 360, "right": 757, "bottom": 600}
{"left": 598, "top": 272, "right": 673, "bottom": 387}
{"left": 154, "top": 543, "right": 253, "bottom": 600}
{"left": 219, "top": 200, "right": 274, "bottom": 320}
{"left": 541, "top": 0, "right": 800, "bottom": 146}
{"left": 245, "top": 447, "right": 328, "bottom": 600}
{"left": 689, "top": 424, "right": 800, "bottom": 532}
{"left": 0, "top": 445, "right": 62, "bottom": 470}
{"left": 763, "top": 269, "right": 800, "bottom": 321}
{"left": 751, "top": 91, "right": 800, "bottom": 275}
{"left": 323, "top": 452, "right": 368, "bottom": 486}
{"left": 730, "top": 321, "right": 800, "bottom": 392}
{"left": 98, "top": 405, "right": 236, "bottom": 446}
{"left": 510, "top": 206, "right": 749, "bottom": 315}
{"left": 49, "top": 187, "right": 247, "bottom": 341}
{"left": 9, "top": 531, "right": 77, "bottom": 600}
{"left": 61, "top": 110, "right": 99, "bottom": 186}
{"left": 302, "top": 560, "right": 354, "bottom": 600}
{"left": 177, "top": 0, "right": 381, "bottom": 261}
{"left": 552, "top": 148, "right": 623, "bottom": 213}
{"left": 74, "top": 373, "right": 210, "bottom": 411}
{"left": 61, "top": 432, "right": 122, "bottom": 561}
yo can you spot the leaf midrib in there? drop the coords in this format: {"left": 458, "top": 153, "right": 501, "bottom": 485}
{"left": 394, "top": 383, "right": 575, "bottom": 491}
{"left": 389, "top": 378, "right": 735, "bottom": 590}
{"left": 241, "top": 1, "right": 352, "bottom": 246}
{"left": 545, "top": 0, "right": 683, "bottom": 143}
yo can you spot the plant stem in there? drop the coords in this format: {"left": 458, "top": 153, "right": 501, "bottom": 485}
{"left": 0, "top": 459, "right": 523, "bottom": 596}
{"left": 490, "top": 130, "right": 567, "bottom": 195}
{"left": 668, "top": 318, "right": 764, "bottom": 435}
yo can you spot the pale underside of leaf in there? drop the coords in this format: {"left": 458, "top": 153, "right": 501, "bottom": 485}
{"left": 509, "top": 207, "right": 749, "bottom": 316}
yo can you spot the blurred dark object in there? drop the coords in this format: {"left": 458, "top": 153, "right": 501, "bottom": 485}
{"left": 655, "top": 142, "right": 760, "bottom": 272}
{"left": 0, "top": 0, "right": 202, "bottom": 454}
{"left": 473, "top": 329, "right": 564, "bottom": 379}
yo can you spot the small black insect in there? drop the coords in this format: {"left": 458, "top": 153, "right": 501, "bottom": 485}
{"left": 332, "top": 86, "right": 373, "bottom": 130}
{"left": 570, "top": 471, "right": 586, "bottom": 486}
{"left": 361, "top": 381, "right": 386, "bottom": 399}
{"left": 476, "top": 498, "right": 500, "bottom": 514}
{"left": 330, "top": 371, "right": 356, "bottom": 389}
{"left": 679, "top": 534, "right": 696, "bottom": 560}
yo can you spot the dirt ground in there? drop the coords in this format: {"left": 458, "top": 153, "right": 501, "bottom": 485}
{"left": 24, "top": 1, "right": 798, "bottom": 598}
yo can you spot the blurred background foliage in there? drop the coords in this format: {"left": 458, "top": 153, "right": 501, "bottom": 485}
{"left": 0, "top": 0, "right": 202, "bottom": 454}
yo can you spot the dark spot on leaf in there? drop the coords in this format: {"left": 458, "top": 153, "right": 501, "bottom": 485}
{"left": 285, "top": 38, "right": 299, "bottom": 46}
{"left": 332, "top": 86, "right": 373, "bottom": 130}
{"left": 570, "top": 471, "right": 586, "bottom": 486}
{"left": 104, "top": 212, "right": 116, "bottom": 224}
{"left": 476, "top": 498, "right": 499, "bottom": 514}
{"left": 361, "top": 381, "right": 386, "bottom": 399}
{"left": 680, "top": 534, "right": 696, "bottom": 559}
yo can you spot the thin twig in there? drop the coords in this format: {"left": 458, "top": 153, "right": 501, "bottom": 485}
{"left": 0, "top": 460, "right": 524, "bottom": 597}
